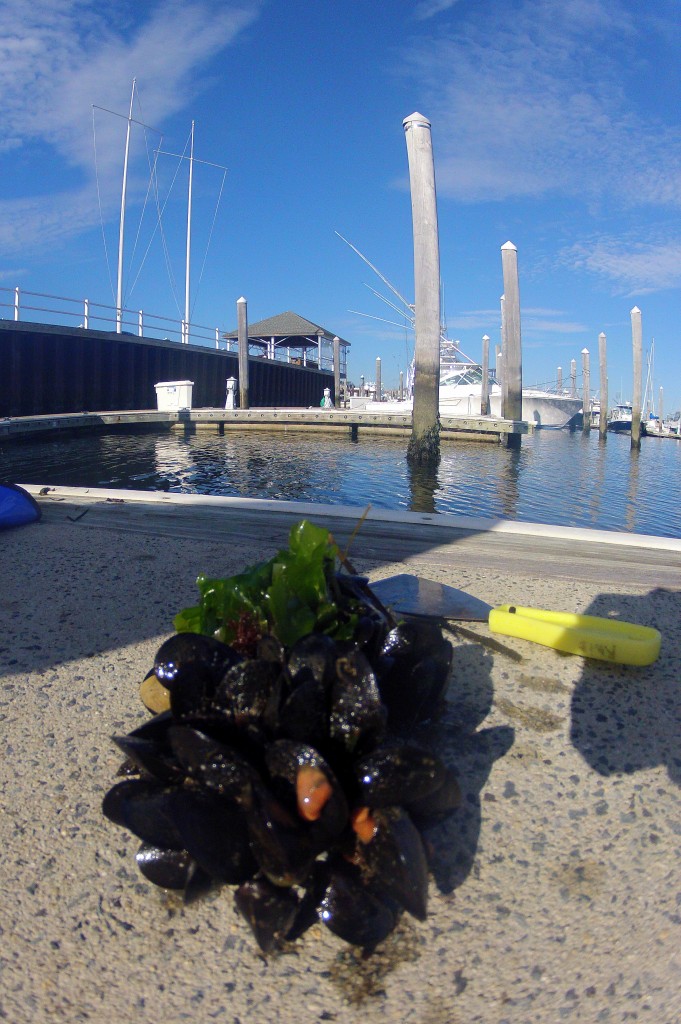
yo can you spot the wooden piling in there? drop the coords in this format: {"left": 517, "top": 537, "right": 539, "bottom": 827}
{"left": 631, "top": 306, "right": 643, "bottom": 450}
{"left": 333, "top": 336, "right": 340, "bottom": 408}
{"left": 237, "top": 296, "right": 249, "bottom": 410}
{"left": 481, "top": 334, "right": 490, "bottom": 415}
{"left": 598, "top": 332, "right": 608, "bottom": 439}
{"left": 500, "top": 243, "right": 522, "bottom": 449}
{"left": 375, "top": 357, "right": 382, "bottom": 402}
{"left": 582, "top": 348, "right": 591, "bottom": 433}
{"left": 403, "top": 112, "right": 441, "bottom": 464}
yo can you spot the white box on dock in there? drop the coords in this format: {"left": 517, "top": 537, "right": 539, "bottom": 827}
{"left": 154, "top": 381, "right": 194, "bottom": 411}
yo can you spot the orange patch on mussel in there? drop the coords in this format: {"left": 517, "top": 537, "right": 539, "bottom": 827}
{"left": 296, "top": 765, "right": 333, "bottom": 821}
{"left": 351, "top": 805, "right": 378, "bottom": 843}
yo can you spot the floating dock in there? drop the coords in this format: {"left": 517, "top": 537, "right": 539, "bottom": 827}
{"left": 0, "top": 406, "right": 532, "bottom": 442}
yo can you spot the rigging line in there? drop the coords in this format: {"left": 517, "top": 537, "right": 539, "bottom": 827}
{"left": 126, "top": 87, "right": 166, "bottom": 303}
{"left": 131, "top": 137, "right": 189, "bottom": 316}
{"left": 126, "top": 147, "right": 158, "bottom": 301}
{"left": 363, "top": 283, "right": 414, "bottom": 324}
{"left": 91, "top": 106, "right": 116, "bottom": 304}
{"left": 126, "top": 145, "right": 165, "bottom": 303}
{"left": 190, "top": 168, "right": 227, "bottom": 319}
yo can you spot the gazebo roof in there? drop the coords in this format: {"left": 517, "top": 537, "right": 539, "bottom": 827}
{"left": 223, "top": 310, "right": 350, "bottom": 347}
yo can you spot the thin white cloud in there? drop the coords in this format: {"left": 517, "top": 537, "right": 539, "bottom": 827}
{"left": 447, "top": 306, "right": 587, "bottom": 335}
{"left": 401, "top": 0, "right": 681, "bottom": 207}
{"left": 0, "top": 0, "right": 260, "bottom": 255}
{"left": 562, "top": 237, "right": 681, "bottom": 294}
{"left": 413, "top": 0, "right": 465, "bottom": 21}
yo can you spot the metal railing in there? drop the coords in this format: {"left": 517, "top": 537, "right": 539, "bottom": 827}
{"left": 0, "top": 286, "right": 225, "bottom": 349}
{"left": 0, "top": 286, "right": 343, "bottom": 374}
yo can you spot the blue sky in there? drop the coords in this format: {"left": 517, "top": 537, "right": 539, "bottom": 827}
{"left": 1, "top": 0, "right": 680, "bottom": 410}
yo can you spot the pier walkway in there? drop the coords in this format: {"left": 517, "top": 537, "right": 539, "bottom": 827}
{"left": 2, "top": 488, "right": 679, "bottom": 1023}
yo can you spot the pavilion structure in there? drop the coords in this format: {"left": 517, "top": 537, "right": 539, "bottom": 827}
{"left": 222, "top": 310, "right": 349, "bottom": 379}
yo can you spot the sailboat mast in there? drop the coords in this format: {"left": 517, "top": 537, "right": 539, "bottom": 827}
{"left": 183, "top": 120, "right": 195, "bottom": 344}
{"left": 116, "top": 79, "right": 136, "bottom": 333}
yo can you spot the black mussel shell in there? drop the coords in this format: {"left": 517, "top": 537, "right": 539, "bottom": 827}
{"left": 154, "top": 634, "right": 242, "bottom": 718}
{"left": 234, "top": 876, "right": 300, "bottom": 953}
{"left": 354, "top": 745, "right": 447, "bottom": 808}
{"left": 405, "top": 767, "right": 462, "bottom": 823}
{"left": 212, "top": 659, "right": 280, "bottom": 738}
{"left": 287, "top": 633, "right": 338, "bottom": 687}
{"left": 276, "top": 676, "right": 330, "bottom": 751}
{"left": 102, "top": 778, "right": 184, "bottom": 850}
{"left": 377, "top": 625, "right": 453, "bottom": 728}
{"left": 135, "top": 843, "right": 196, "bottom": 890}
{"left": 154, "top": 632, "right": 242, "bottom": 686}
{"left": 168, "top": 726, "right": 258, "bottom": 799}
{"left": 265, "top": 740, "right": 349, "bottom": 838}
{"left": 169, "top": 787, "right": 257, "bottom": 884}
{"left": 357, "top": 806, "right": 429, "bottom": 921}
{"left": 114, "top": 729, "right": 183, "bottom": 782}
{"left": 329, "top": 650, "right": 387, "bottom": 755}
{"left": 256, "top": 633, "right": 285, "bottom": 664}
{"left": 244, "top": 780, "right": 317, "bottom": 887}
{"left": 318, "top": 863, "right": 396, "bottom": 949}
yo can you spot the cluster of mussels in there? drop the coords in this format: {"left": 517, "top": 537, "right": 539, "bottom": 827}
{"left": 102, "top": 580, "right": 460, "bottom": 953}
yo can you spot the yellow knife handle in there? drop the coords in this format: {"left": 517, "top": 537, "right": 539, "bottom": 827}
{"left": 488, "top": 605, "right": 661, "bottom": 666}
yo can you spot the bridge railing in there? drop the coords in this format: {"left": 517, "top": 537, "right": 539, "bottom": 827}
{"left": 0, "top": 287, "right": 340, "bottom": 373}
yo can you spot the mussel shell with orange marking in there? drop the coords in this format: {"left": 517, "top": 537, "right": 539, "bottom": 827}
{"left": 244, "top": 779, "right": 318, "bottom": 887}
{"left": 354, "top": 744, "right": 447, "bottom": 808}
{"left": 356, "top": 806, "right": 429, "bottom": 921}
{"left": 265, "top": 740, "right": 349, "bottom": 839}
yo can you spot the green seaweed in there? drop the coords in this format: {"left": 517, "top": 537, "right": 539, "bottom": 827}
{"left": 173, "top": 519, "right": 358, "bottom": 648}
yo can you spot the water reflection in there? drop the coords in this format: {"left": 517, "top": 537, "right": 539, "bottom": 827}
{"left": 625, "top": 447, "right": 641, "bottom": 533}
{"left": 587, "top": 436, "right": 608, "bottom": 527}
{"left": 497, "top": 447, "right": 522, "bottom": 521}
{"left": 1, "top": 427, "right": 679, "bottom": 537}
{"left": 407, "top": 458, "right": 440, "bottom": 514}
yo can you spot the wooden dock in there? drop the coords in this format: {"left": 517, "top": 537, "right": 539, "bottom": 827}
{"left": 0, "top": 406, "right": 532, "bottom": 442}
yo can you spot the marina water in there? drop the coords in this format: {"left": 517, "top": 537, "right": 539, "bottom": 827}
{"left": 3, "top": 427, "right": 680, "bottom": 539}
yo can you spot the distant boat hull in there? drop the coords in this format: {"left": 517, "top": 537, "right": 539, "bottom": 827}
{"left": 362, "top": 385, "right": 582, "bottom": 429}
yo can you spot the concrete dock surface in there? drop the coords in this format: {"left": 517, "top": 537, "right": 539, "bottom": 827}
{"left": 1, "top": 488, "right": 680, "bottom": 1024}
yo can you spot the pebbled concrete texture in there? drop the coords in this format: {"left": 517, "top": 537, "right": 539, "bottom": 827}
{"left": 1, "top": 494, "right": 680, "bottom": 1024}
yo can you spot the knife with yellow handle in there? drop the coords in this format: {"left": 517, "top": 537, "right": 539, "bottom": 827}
{"left": 488, "top": 605, "right": 661, "bottom": 666}
{"left": 369, "top": 575, "right": 661, "bottom": 667}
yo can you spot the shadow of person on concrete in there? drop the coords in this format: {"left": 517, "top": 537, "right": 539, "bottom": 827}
{"left": 570, "top": 587, "right": 681, "bottom": 785}
{"left": 410, "top": 639, "right": 515, "bottom": 894}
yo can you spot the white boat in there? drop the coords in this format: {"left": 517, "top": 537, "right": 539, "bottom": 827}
{"left": 361, "top": 360, "right": 582, "bottom": 429}
{"left": 607, "top": 403, "right": 634, "bottom": 433}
